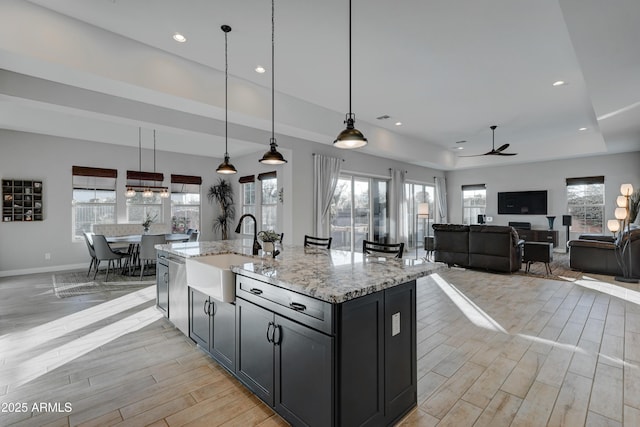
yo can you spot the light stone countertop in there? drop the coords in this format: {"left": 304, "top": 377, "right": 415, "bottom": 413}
{"left": 157, "top": 239, "right": 442, "bottom": 304}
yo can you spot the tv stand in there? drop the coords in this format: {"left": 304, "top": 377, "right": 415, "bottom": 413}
{"left": 514, "top": 228, "right": 558, "bottom": 248}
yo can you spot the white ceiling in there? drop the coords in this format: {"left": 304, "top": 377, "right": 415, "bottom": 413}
{"left": 1, "top": 0, "right": 639, "bottom": 170}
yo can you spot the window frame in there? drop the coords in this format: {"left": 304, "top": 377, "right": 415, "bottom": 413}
{"left": 462, "top": 184, "right": 487, "bottom": 225}
{"left": 71, "top": 166, "right": 117, "bottom": 241}
{"left": 170, "top": 174, "right": 202, "bottom": 233}
{"left": 566, "top": 176, "right": 605, "bottom": 237}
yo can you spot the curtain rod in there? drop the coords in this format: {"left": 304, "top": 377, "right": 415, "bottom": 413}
{"left": 312, "top": 153, "right": 344, "bottom": 161}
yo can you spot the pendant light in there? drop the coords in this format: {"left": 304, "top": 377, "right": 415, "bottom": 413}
{"left": 334, "top": 0, "right": 367, "bottom": 149}
{"left": 259, "top": 0, "right": 288, "bottom": 164}
{"left": 216, "top": 25, "right": 238, "bottom": 174}
{"left": 126, "top": 128, "right": 142, "bottom": 198}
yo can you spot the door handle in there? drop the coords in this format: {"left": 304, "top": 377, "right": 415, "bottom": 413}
{"left": 203, "top": 300, "right": 210, "bottom": 316}
{"left": 273, "top": 324, "right": 282, "bottom": 346}
{"left": 289, "top": 302, "right": 307, "bottom": 312}
{"left": 266, "top": 321, "right": 275, "bottom": 343}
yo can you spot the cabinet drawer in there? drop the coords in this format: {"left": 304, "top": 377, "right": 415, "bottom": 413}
{"left": 237, "top": 274, "right": 334, "bottom": 335}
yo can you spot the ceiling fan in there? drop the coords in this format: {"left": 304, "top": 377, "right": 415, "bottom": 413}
{"left": 460, "top": 125, "right": 517, "bottom": 157}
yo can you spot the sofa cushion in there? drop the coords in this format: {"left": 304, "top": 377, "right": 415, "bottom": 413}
{"left": 468, "top": 225, "right": 522, "bottom": 272}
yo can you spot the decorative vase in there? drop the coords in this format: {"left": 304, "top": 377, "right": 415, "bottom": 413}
{"left": 546, "top": 216, "right": 556, "bottom": 230}
{"left": 262, "top": 241, "right": 274, "bottom": 256}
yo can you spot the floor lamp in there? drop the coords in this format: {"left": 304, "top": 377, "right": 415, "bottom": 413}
{"left": 417, "top": 203, "right": 429, "bottom": 260}
{"left": 615, "top": 183, "right": 638, "bottom": 283}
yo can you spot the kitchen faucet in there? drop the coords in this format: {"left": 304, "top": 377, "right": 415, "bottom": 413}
{"left": 235, "top": 213, "right": 262, "bottom": 255}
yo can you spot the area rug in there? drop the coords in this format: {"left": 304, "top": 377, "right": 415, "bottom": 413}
{"left": 514, "top": 251, "right": 582, "bottom": 281}
{"left": 52, "top": 271, "right": 155, "bottom": 298}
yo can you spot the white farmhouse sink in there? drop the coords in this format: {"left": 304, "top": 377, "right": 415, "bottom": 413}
{"left": 186, "top": 253, "right": 256, "bottom": 302}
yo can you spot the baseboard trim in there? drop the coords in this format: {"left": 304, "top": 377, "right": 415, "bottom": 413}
{"left": 0, "top": 263, "right": 87, "bottom": 278}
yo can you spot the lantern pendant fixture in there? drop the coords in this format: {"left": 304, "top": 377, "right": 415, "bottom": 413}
{"left": 334, "top": 0, "right": 367, "bottom": 149}
{"left": 259, "top": 0, "right": 288, "bottom": 165}
{"left": 216, "top": 24, "right": 238, "bottom": 175}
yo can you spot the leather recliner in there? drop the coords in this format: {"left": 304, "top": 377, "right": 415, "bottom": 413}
{"left": 568, "top": 228, "right": 639, "bottom": 277}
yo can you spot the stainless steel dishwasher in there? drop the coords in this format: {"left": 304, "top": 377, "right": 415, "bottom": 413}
{"left": 168, "top": 255, "right": 189, "bottom": 336}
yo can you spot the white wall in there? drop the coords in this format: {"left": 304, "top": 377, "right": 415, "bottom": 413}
{"left": 0, "top": 130, "right": 224, "bottom": 275}
{"left": 445, "top": 151, "right": 640, "bottom": 247}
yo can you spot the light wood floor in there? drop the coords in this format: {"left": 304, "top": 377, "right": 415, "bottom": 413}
{"left": 1, "top": 268, "right": 639, "bottom": 426}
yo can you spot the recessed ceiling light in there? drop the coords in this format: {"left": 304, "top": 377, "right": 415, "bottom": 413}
{"left": 255, "top": 66, "right": 266, "bottom": 74}
{"left": 552, "top": 80, "right": 567, "bottom": 86}
{"left": 579, "top": 127, "right": 587, "bottom": 131}
{"left": 173, "top": 33, "right": 187, "bottom": 43}
{"left": 395, "top": 122, "right": 402, "bottom": 126}
{"left": 456, "top": 146, "right": 464, "bottom": 150}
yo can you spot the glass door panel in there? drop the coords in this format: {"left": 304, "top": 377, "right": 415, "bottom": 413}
{"left": 330, "top": 178, "right": 352, "bottom": 251}
{"left": 353, "top": 179, "right": 370, "bottom": 250}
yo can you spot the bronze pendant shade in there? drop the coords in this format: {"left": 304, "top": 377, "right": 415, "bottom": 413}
{"left": 259, "top": 0, "right": 287, "bottom": 165}
{"left": 334, "top": 0, "right": 367, "bottom": 149}
{"left": 217, "top": 24, "right": 237, "bottom": 175}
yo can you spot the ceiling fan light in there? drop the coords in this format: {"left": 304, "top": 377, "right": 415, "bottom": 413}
{"left": 216, "top": 155, "right": 238, "bottom": 174}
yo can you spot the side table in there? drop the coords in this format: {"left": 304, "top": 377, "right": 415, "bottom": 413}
{"left": 523, "top": 241, "right": 554, "bottom": 275}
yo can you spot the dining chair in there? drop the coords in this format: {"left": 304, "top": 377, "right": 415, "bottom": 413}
{"left": 92, "top": 234, "right": 130, "bottom": 281}
{"left": 362, "top": 240, "right": 404, "bottom": 259}
{"left": 139, "top": 234, "right": 167, "bottom": 279}
{"left": 83, "top": 231, "right": 97, "bottom": 277}
{"left": 189, "top": 231, "right": 199, "bottom": 242}
{"left": 304, "top": 235, "right": 332, "bottom": 249}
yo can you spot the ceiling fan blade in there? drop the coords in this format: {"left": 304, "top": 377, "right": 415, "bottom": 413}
{"left": 495, "top": 152, "right": 517, "bottom": 156}
{"left": 495, "top": 143, "right": 510, "bottom": 152}
{"left": 458, "top": 153, "right": 489, "bottom": 157}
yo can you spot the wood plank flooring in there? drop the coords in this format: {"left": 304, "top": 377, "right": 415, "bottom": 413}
{"left": 1, "top": 267, "right": 639, "bottom": 426}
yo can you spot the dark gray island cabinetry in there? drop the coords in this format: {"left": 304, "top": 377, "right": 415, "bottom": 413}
{"left": 235, "top": 273, "right": 416, "bottom": 427}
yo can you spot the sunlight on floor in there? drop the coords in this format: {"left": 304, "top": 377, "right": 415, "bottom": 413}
{"left": 575, "top": 276, "right": 640, "bottom": 305}
{"left": 431, "top": 273, "right": 507, "bottom": 333}
{"left": 0, "top": 286, "right": 160, "bottom": 388}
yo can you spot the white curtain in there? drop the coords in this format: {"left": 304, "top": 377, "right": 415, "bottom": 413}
{"left": 435, "top": 176, "right": 448, "bottom": 223}
{"left": 389, "top": 169, "right": 408, "bottom": 245}
{"left": 313, "top": 154, "right": 342, "bottom": 237}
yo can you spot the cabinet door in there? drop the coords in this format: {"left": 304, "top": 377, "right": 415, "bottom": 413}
{"left": 384, "top": 281, "right": 417, "bottom": 421}
{"left": 156, "top": 262, "right": 169, "bottom": 316}
{"left": 236, "top": 298, "right": 275, "bottom": 405}
{"left": 211, "top": 300, "right": 236, "bottom": 371}
{"left": 274, "top": 315, "right": 333, "bottom": 427}
{"left": 189, "top": 288, "right": 210, "bottom": 349}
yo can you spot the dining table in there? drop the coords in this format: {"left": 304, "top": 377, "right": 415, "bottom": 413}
{"left": 106, "top": 233, "right": 190, "bottom": 274}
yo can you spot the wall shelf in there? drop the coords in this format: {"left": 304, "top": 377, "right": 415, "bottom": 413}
{"left": 2, "top": 179, "right": 43, "bottom": 222}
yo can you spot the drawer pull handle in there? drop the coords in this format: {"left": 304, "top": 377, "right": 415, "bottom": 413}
{"left": 250, "top": 288, "right": 263, "bottom": 295}
{"left": 290, "top": 302, "right": 307, "bottom": 311}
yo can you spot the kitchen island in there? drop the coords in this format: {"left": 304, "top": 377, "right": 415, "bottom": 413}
{"left": 156, "top": 239, "right": 442, "bottom": 427}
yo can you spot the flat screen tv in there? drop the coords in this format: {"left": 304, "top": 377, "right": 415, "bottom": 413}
{"left": 498, "top": 190, "right": 547, "bottom": 215}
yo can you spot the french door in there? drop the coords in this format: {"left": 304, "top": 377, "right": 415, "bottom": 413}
{"left": 330, "top": 175, "right": 388, "bottom": 252}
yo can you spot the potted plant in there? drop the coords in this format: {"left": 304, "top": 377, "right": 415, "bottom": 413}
{"left": 258, "top": 229, "right": 281, "bottom": 253}
{"left": 207, "top": 178, "right": 235, "bottom": 240}
{"left": 142, "top": 213, "right": 157, "bottom": 233}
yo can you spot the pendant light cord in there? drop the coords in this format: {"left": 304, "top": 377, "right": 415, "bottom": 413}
{"left": 271, "top": 0, "right": 275, "bottom": 142}
{"left": 348, "top": 0, "right": 352, "bottom": 115}
{"left": 225, "top": 28, "right": 229, "bottom": 156}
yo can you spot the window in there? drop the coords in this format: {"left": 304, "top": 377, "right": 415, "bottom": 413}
{"left": 462, "top": 184, "right": 486, "bottom": 225}
{"left": 566, "top": 176, "right": 605, "bottom": 235}
{"left": 259, "top": 171, "right": 278, "bottom": 231}
{"left": 239, "top": 172, "right": 280, "bottom": 236}
{"left": 72, "top": 166, "right": 117, "bottom": 240}
{"left": 405, "top": 182, "right": 435, "bottom": 249}
{"left": 240, "top": 175, "right": 256, "bottom": 235}
{"left": 126, "top": 170, "right": 164, "bottom": 224}
{"left": 329, "top": 174, "right": 389, "bottom": 251}
{"left": 170, "top": 174, "right": 202, "bottom": 233}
